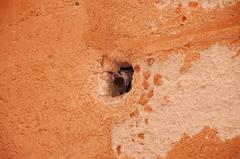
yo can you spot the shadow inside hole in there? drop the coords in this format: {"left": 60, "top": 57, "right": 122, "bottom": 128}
{"left": 110, "top": 65, "right": 134, "bottom": 97}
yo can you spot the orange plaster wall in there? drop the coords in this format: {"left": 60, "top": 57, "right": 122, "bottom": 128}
{"left": 0, "top": 0, "right": 239, "bottom": 159}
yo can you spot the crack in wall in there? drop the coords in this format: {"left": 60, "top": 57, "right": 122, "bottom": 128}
{"left": 0, "top": 2, "right": 74, "bottom": 34}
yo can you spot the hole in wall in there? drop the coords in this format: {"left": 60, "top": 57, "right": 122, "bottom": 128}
{"left": 98, "top": 58, "right": 134, "bottom": 99}
{"left": 110, "top": 65, "right": 134, "bottom": 97}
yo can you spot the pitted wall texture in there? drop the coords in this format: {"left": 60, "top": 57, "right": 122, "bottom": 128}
{"left": 0, "top": 0, "right": 239, "bottom": 159}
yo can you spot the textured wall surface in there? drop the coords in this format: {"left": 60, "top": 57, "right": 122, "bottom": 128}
{"left": 0, "top": 0, "right": 239, "bottom": 159}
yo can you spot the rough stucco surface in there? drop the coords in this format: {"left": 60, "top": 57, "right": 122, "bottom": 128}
{"left": 112, "top": 44, "right": 240, "bottom": 159}
{"left": 0, "top": 0, "right": 240, "bottom": 159}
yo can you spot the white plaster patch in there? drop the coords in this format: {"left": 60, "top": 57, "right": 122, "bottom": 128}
{"left": 112, "top": 44, "right": 240, "bottom": 159}
{"left": 155, "top": 0, "right": 239, "bottom": 10}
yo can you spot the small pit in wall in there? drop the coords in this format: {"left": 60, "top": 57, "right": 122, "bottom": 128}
{"left": 98, "top": 57, "right": 134, "bottom": 98}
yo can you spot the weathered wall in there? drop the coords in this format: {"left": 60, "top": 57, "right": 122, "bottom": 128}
{"left": 0, "top": 0, "right": 239, "bottom": 159}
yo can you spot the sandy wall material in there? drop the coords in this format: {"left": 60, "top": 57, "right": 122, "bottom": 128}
{"left": 0, "top": 0, "right": 240, "bottom": 159}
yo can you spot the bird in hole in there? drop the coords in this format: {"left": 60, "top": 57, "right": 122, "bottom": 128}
{"left": 111, "top": 67, "right": 133, "bottom": 96}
